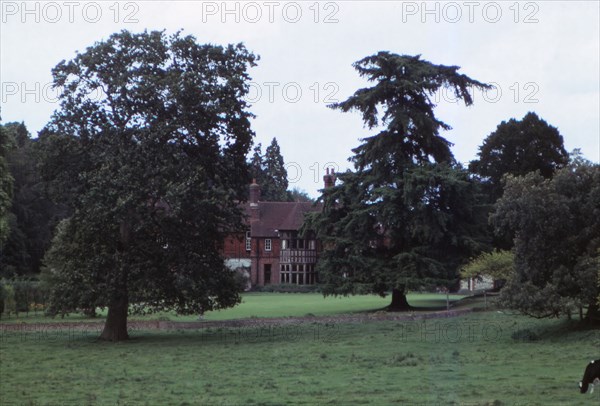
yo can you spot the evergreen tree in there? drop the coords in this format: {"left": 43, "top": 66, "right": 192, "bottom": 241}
{"left": 306, "top": 53, "right": 490, "bottom": 309}
{"left": 247, "top": 138, "right": 289, "bottom": 201}
{"left": 249, "top": 143, "right": 263, "bottom": 182}
{"left": 262, "top": 138, "right": 289, "bottom": 201}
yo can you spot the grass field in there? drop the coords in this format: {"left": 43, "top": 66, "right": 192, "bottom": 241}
{"left": 1, "top": 294, "right": 599, "bottom": 405}
{"left": 0, "top": 292, "right": 467, "bottom": 323}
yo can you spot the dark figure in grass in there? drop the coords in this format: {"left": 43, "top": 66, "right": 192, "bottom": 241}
{"left": 579, "top": 359, "right": 600, "bottom": 394}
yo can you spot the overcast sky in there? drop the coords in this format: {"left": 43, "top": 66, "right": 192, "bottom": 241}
{"left": 1, "top": 1, "right": 599, "bottom": 196}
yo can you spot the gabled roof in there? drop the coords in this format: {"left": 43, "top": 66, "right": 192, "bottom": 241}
{"left": 243, "top": 201, "right": 321, "bottom": 237}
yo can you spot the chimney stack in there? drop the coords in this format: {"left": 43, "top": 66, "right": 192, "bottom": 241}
{"left": 249, "top": 179, "right": 260, "bottom": 206}
{"left": 323, "top": 167, "right": 336, "bottom": 189}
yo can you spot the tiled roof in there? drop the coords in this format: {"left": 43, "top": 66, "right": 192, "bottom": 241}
{"left": 243, "top": 201, "right": 321, "bottom": 237}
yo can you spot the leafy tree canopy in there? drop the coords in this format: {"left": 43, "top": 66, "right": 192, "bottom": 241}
{"left": 492, "top": 159, "right": 600, "bottom": 322}
{"left": 41, "top": 30, "right": 258, "bottom": 340}
{"left": 460, "top": 250, "right": 514, "bottom": 282}
{"left": 469, "top": 112, "right": 569, "bottom": 200}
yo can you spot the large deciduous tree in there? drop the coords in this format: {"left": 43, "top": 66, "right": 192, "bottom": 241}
{"left": 469, "top": 112, "right": 569, "bottom": 200}
{"left": 41, "top": 30, "right": 258, "bottom": 341}
{"left": 492, "top": 159, "right": 600, "bottom": 323}
{"left": 306, "top": 53, "right": 491, "bottom": 310}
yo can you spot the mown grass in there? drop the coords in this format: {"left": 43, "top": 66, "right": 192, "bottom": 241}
{"left": 0, "top": 292, "right": 466, "bottom": 323}
{"left": 1, "top": 310, "right": 599, "bottom": 405}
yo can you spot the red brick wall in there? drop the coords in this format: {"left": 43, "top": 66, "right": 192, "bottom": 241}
{"left": 252, "top": 238, "right": 280, "bottom": 285}
{"left": 223, "top": 233, "right": 250, "bottom": 259}
{"left": 224, "top": 234, "right": 282, "bottom": 287}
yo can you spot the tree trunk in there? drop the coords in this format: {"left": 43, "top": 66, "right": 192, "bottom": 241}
{"left": 100, "top": 217, "right": 131, "bottom": 341}
{"left": 584, "top": 300, "right": 600, "bottom": 325}
{"left": 100, "top": 296, "right": 129, "bottom": 341}
{"left": 387, "top": 287, "right": 411, "bottom": 311}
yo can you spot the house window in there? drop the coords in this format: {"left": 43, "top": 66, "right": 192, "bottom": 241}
{"left": 281, "top": 239, "right": 287, "bottom": 249}
{"left": 265, "top": 239, "right": 272, "bottom": 251}
{"left": 245, "top": 231, "right": 251, "bottom": 251}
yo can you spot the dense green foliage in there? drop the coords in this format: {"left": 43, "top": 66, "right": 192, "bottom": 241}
{"left": 40, "top": 30, "right": 258, "bottom": 340}
{"left": 0, "top": 278, "right": 48, "bottom": 317}
{"left": 307, "top": 53, "right": 491, "bottom": 307}
{"left": 0, "top": 122, "right": 67, "bottom": 278}
{"left": 0, "top": 121, "right": 13, "bottom": 246}
{"left": 470, "top": 112, "right": 569, "bottom": 200}
{"left": 492, "top": 160, "right": 600, "bottom": 321}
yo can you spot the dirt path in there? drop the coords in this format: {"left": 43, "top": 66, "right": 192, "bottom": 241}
{"left": 0, "top": 308, "right": 473, "bottom": 332}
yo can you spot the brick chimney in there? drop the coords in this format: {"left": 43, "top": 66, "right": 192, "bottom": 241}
{"left": 323, "top": 167, "right": 336, "bottom": 189}
{"left": 249, "top": 179, "right": 260, "bottom": 205}
{"left": 249, "top": 179, "right": 260, "bottom": 221}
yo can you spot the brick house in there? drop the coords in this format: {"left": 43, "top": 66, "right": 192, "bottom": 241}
{"left": 223, "top": 170, "right": 336, "bottom": 288}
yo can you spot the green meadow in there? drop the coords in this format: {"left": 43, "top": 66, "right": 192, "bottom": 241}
{"left": 1, "top": 294, "right": 599, "bottom": 405}
{"left": 0, "top": 292, "right": 467, "bottom": 324}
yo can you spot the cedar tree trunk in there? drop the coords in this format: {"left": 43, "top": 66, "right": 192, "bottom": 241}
{"left": 100, "top": 295, "right": 129, "bottom": 341}
{"left": 388, "top": 287, "right": 411, "bottom": 311}
{"left": 584, "top": 300, "right": 600, "bottom": 325}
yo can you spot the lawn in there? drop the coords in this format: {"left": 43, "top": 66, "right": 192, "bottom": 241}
{"left": 0, "top": 292, "right": 467, "bottom": 323}
{"left": 1, "top": 296, "right": 599, "bottom": 405}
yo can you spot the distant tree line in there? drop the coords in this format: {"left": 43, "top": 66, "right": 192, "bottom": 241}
{"left": 0, "top": 122, "right": 70, "bottom": 278}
